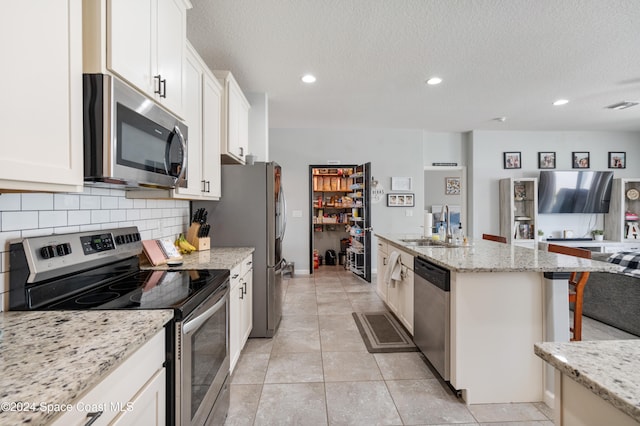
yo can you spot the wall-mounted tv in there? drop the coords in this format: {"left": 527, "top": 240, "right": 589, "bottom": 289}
{"left": 538, "top": 170, "right": 613, "bottom": 214}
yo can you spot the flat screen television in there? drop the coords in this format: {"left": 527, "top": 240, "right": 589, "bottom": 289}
{"left": 538, "top": 170, "right": 613, "bottom": 214}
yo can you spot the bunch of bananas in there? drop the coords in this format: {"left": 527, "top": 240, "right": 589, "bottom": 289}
{"left": 175, "top": 234, "right": 197, "bottom": 254}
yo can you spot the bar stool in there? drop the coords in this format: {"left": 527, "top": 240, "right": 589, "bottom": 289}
{"left": 482, "top": 233, "right": 507, "bottom": 243}
{"left": 547, "top": 244, "right": 591, "bottom": 341}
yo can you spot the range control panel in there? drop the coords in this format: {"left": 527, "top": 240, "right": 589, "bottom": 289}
{"left": 14, "top": 227, "right": 143, "bottom": 283}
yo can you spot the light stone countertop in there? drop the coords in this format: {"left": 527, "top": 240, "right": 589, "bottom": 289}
{"left": 140, "top": 247, "right": 255, "bottom": 271}
{"left": 0, "top": 310, "right": 173, "bottom": 425}
{"left": 376, "top": 233, "right": 623, "bottom": 273}
{"left": 534, "top": 340, "right": 640, "bottom": 423}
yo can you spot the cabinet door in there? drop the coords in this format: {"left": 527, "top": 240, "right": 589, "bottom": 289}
{"left": 229, "top": 283, "right": 241, "bottom": 373}
{"left": 398, "top": 269, "right": 414, "bottom": 335}
{"left": 174, "top": 47, "right": 203, "bottom": 197}
{"left": 202, "top": 72, "right": 223, "bottom": 199}
{"left": 108, "top": 0, "right": 154, "bottom": 95}
{"left": 0, "top": 1, "right": 83, "bottom": 192}
{"left": 111, "top": 369, "right": 166, "bottom": 426}
{"left": 376, "top": 244, "right": 388, "bottom": 302}
{"left": 241, "top": 268, "right": 253, "bottom": 346}
{"left": 227, "top": 82, "right": 242, "bottom": 159}
{"left": 156, "top": 0, "right": 185, "bottom": 114}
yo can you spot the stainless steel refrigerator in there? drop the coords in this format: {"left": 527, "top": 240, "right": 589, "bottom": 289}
{"left": 192, "top": 162, "right": 286, "bottom": 337}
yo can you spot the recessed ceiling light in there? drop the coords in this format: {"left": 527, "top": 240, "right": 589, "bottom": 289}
{"left": 426, "top": 77, "right": 442, "bottom": 85}
{"left": 493, "top": 117, "right": 507, "bottom": 122}
{"left": 553, "top": 99, "right": 569, "bottom": 106}
{"left": 301, "top": 74, "right": 316, "bottom": 84}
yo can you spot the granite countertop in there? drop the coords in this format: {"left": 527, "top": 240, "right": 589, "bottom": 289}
{"left": 534, "top": 340, "right": 640, "bottom": 423}
{"left": 376, "top": 233, "right": 623, "bottom": 273}
{"left": 140, "top": 247, "right": 255, "bottom": 271}
{"left": 0, "top": 310, "right": 173, "bottom": 425}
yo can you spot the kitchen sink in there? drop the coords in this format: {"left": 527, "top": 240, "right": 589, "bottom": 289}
{"left": 400, "top": 238, "right": 448, "bottom": 247}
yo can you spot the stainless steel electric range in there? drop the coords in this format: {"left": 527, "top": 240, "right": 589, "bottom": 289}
{"left": 9, "top": 226, "right": 230, "bottom": 426}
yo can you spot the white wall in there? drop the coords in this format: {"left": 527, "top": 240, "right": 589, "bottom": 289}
{"left": 0, "top": 188, "right": 190, "bottom": 310}
{"left": 469, "top": 130, "right": 640, "bottom": 239}
{"left": 270, "top": 128, "right": 426, "bottom": 274}
{"left": 247, "top": 92, "right": 269, "bottom": 162}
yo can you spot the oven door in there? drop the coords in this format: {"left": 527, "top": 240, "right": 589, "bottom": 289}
{"left": 179, "top": 284, "right": 229, "bottom": 426}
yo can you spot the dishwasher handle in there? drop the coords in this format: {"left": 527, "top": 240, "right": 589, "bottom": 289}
{"left": 414, "top": 257, "right": 450, "bottom": 291}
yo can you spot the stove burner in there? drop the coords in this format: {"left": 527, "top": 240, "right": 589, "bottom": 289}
{"left": 130, "top": 293, "right": 142, "bottom": 305}
{"left": 109, "top": 282, "right": 141, "bottom": 292}
{"left": 75, "top": 292, "right": 120, "bottom": 305}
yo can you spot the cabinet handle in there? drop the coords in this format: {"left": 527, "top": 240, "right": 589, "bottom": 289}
{"left": 242, "top": 282, "right": 247, "bottom": 295}
{"left": 160, "top": 78, "right": 167, "bottom": 98}
{"left": 232, "top": 274, "right": 239, "bottom": 279}
{"left": 239, "top": 280, "right": 244, "bottom": 299}
{"left": 154, "top": 75, "right": 162, "bottom": 95}
{"left": 205, "top": 181, "right": 210, "bottom": 193}
{"left": 84, "top": 411, "right": 103, "bottom": 426}
{"left": 239, "top": 147, "right": 244, "bottom": 157}
{"left": 201, "top": 180, "right": 207, "bottom": 192}
{"left": 383, "top": 257, "right": 388, "bottom": 265}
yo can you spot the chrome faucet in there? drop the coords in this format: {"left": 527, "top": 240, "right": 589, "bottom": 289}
{"left": 441, "top": 205, "right": 453, "bottom": 243}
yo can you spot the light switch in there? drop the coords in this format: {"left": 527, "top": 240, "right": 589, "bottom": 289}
{"left": 405, "top": 210, "right": 413, "bottom": 217}
{"left": 292, "top": 210, "right": 303, "bottom": 218}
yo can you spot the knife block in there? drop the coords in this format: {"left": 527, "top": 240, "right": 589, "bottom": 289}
{"left": 186, "top": 224, "right": 211, "bottom": 251}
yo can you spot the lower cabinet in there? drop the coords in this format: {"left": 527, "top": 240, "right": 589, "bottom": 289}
{"left": 52, "top": 330, "right": 166, "bottom": 426}
{"left": 379, "top": 244, "right": 414, "bottom": 335}
{"left": 230, "top": 254, "right": 253, "bottom": 373}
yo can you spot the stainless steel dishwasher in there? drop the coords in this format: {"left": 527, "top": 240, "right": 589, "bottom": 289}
{"left": 414, "top": 257, "right": 451, "bottom": 380}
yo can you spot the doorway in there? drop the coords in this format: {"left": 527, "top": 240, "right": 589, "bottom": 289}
{"left": 424, "top": 166, "right": 467, "bottom": 236}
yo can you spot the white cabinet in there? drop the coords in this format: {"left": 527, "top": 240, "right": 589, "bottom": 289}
{"left": 84, "top": 0, "right": 190, "bottom": 117}
{"left": 230, "top": 255, "right": 253, "bottom": 373}
{"left": 605, "top": 178, "right": 640, "bottom": 242}
{"left": 52, "top": 330, "right": 166, "bottom": 426}
{"left": 171, "top": 43, "right": 222, "bottom": 200}
{"left": 0, "top": 1, "right": 83, "bottom": 192}
{"left": 214, "top": 71, "right": 251, "bottom": 164}
{"left": 382, "top": 246, "right": 414, "bottom": 335}
{"left": 376, "top": 240, "right": 389, "bottom": 302}
{"left": 500, "top": 177, "right": 539, "bottom": 248}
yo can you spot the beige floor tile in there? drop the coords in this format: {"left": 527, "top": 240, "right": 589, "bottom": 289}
{"left": 278, "top": 314, "right": 319, "bottom": 333}
{"left": 320, "top": 328, "right": 367, "bottom": 352}
{"left": 317, "top": 299, "right": 354, "bottom": 315}
{"left": 386, "top": 379, "right": 476, "bottom": 424}
{"left": 351, "top": 301, "right": 389, "bottom": 312}
{"left": 231, "top": 353, "right": 270, "bottom": 385}
{"left": 254, "top": 383, "right": 327, "bottom": 426}
{"left": 224, "top": 384, "right": 262, "bottom": 426}
{"left": 467, "top": 402, "right": 549, "bottom": 422}
{"left": 374, "top": 352, "right": 435, "bottom": 380}
{"left": 318, "top": 314, "right": 359, "bottom": 332}
{"left": 284, "top": 292, "right": 317, "bottom": 304}
{"left": 241, "top": 337, "right": 273, "bottom": 354}
{"left": 316, "top": 292, "right": 350, "bottom": 304}
{"left": 272, "top": 329, "right": 321, "bottom": 353}
{"left": 532, "top": 401, "right": 554, "bottom": 419}
{"left": 325, "top": 381, "right": 402, "bottom": 425}
{"left": 322, "top": 351, "right": 382, "bottom": 382}
{"left": 282, "top": 299, "right": 318, "bottom": 315}
{"left": 264, "top": 352, "right": 324, "bottom": 383}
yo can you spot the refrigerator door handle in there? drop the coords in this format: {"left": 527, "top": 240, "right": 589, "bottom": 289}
{"left": 280, "top": 184, "right": 288, "bottom": 241}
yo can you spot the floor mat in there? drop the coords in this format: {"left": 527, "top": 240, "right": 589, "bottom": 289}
{"left": 352, "top": 311, "right": 418, "bottom": 353}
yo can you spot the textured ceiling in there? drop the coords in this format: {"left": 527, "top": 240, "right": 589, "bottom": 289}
{"left": 187, "top": 0, "right": 640, "bottom": 132}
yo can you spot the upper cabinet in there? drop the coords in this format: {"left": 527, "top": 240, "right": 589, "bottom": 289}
{"left": 214, "top": 71, "right": 251, "bottom": 164}
{"left": 84, "top": 0, "right": 191, "bottom": 117}
{"left": 0, "top": 1, "right": 84, "bottom": 192}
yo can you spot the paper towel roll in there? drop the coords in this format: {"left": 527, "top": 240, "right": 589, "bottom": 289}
{"left": 424, "top": 212, "right": 433, "bottom": 237}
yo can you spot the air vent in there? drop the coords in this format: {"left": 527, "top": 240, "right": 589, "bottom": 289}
{"left": 605, "top": 101, "right": 639, "bottom": 110}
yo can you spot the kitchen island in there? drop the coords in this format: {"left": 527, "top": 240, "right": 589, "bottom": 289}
{"left": 0, "top": 310, "right": 172, "bottom": 425}
{"left": 375, "top": 233, "right": 621, "bottom": 405}
{"left": 535, "top": 340, "right": 640, "bottom": 425}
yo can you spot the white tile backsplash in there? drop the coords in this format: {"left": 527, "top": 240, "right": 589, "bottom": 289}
{"left": 0, "top": 188, "right": 191, "bottom": 311}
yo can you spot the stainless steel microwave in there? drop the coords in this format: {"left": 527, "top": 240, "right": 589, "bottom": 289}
{"left": 83, "top": 74, "right": 187, "bottom": 189}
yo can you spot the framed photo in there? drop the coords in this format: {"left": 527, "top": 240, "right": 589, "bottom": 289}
{"left": 387, "top": 193, "right": 414, "bottom": 207}
{"left": 608, "top": 151, "right": 626, "bottom": 169}
{"left": 572, "top": 152, "right": 590, "bottom": 169}
{"left": 391, "top": 177, "right": 412, "bottom": 191}
{"left": 503, "top": 152, "right": 521, "bottom": 169}
{"left": 513, "top": 183, "right": 527, "bottom": 200}
{"left": 445, "top": 177, "right": 461, "bottom": 195}
{"left": 538, "top": 152, "right": 556, "bottom": 169}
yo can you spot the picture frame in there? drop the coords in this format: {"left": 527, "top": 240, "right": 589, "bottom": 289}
{"left": 538, "top": 151, "right": 556, "bottom": 169}
{"left": 445, "top": 177, "right": 461, "bottom": 195}
{"left": 608, "top": 151, "right": 626, "bottom": 169}
{"left": 391, "top": 176, "right": 412, "bottom": 191}
{"left": 387, "top": 193, "right": 415, "bottom": 207}
{"left": 572, "top": 151, "right": 590, "bottom": 169}
{"left": 503, "top": 152, "right": 521, "bottom": 169}
{"left": 513, "top": 183, "right": 527, "bottom": 200}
